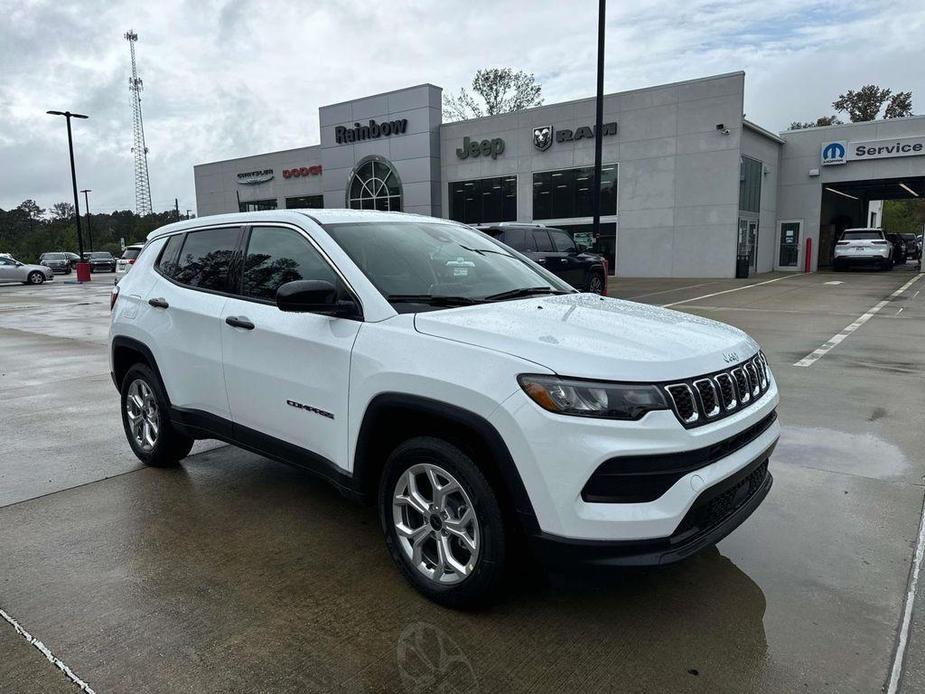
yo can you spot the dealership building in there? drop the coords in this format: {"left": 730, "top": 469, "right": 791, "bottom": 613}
{"left": 194, "top": 72, "right": 925, "bottom": 277}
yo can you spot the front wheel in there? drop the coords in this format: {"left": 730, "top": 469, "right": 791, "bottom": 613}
{"left": 120, "top": 363, "right": 193, "bottom": 467}
{"left": 379, "top": 437, "right": 507, "bottom": 609}
{"left": 27, "top": 271, "right": 44, "bottom": 285}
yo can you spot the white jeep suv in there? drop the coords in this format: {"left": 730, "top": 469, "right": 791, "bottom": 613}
{"left": 110, "top": 210, "right": 779, "bottom": 607}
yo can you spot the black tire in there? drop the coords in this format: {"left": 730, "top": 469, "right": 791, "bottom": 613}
{"left": 27, "top": 271, "right": 44, "bottom": 285}
{"left": 379, "top": 436, "right": 507, "bottom": 609}
{"left": 65, "top": 267, "right": 72, "bottom": 275}
{"left": 587, "top": 271, "right": 605, "bottom": 295}
{"left": 120, "top": 363, "right": 193, "bottom": 467}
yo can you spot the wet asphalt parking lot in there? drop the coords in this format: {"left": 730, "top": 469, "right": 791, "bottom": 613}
{"left": 1, "top": 265, "right": 924, "bottom": 693}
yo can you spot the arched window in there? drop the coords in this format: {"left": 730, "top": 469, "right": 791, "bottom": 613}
{"left": 347, "top": 157, "right": 402, "bottom": 212}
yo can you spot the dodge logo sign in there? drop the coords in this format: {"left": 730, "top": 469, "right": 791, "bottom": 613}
{"left": 533, "top": 125, "right": 553, "bottom": 151}
{"left": 820, "top": 141, "right": 847, "bottom": 166}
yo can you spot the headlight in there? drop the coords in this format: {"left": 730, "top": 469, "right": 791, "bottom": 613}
{"left": 518, "top": 374, "right": 669, "bottom": 420}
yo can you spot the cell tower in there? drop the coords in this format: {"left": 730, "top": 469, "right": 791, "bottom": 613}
{"left": 125, "top": 30, "right": 152, "bottom": 215}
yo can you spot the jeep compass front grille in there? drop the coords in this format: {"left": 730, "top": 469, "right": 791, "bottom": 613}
{"left": 662, "top": 353, "right": 771, "bottom": 428}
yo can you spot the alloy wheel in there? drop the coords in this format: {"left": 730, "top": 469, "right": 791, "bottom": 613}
{"left": 125, "top": 378, "right": 160, "bottom": 452}
{"left": 392, "top": 463, "right": 480, "bottom": 585}
{"left": 589, "top": 274, "right": 604, "bottom": 294}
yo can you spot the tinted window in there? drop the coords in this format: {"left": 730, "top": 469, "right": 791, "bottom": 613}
{"left": 90, "top": 252, "right": 112, "bottom": 259}
{"left": 550, "top": 230, "right": 576, "bottom": 252}
{"left": 841, "top": 231, "right": 882, "bottom": 240}
{"left": 499, "top": 228, "right": 527, "bottom": 251}
{"left": 532, "top": 230, "right": 553, "bottom": 252}
{"left": 242, "top": 226, "right": 337, "bottom": 301}
{"left": 45, "top": 253, "right": 66, "bottom": 260}
{"left": 739, "top": 157, "right": 762, "bottom": 213}
{"left": 121, "top": 248, "right": 141, "bottom": 260}
{"left": 285, "top": 195, "right": 324, "bottom": 209}
{"left": 533, "top": 165, "right": 617, "bottom": 220}
{"left": 157, "top": 234, "right": 184, "bottom": 279}
{"left": 174, "top": 228, "right": 239, "bottom": 291}
{"left": 448, "top": 177, "right": 517, "bottom": 224}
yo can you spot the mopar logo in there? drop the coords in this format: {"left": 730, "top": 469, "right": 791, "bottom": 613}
{"left": 821, "top": 141, "right": 847, "bottom": 166}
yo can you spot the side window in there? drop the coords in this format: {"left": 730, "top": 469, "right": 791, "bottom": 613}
{"left": 551, "top": 231, "right": 576, "bottom": 252}
{"left": 242, "top": 226, "right": 338, "bottom": 302}
{"left": 532, "top": 230, "right": 553, "bottom": 252}
{"left": 174, "top": 227, "right": 240, "bottom": 291}
{"left": 157, "top": 234, "right": 184, "bottom": 279}
{"left": 500, "top": 228, "right": 526, "bottom": 251}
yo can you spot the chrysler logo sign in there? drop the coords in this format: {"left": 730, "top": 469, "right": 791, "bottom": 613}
{"left": 237, "top": 169, "right": 274, "bottom": 184}
{"left": 533, "top": 121, "right": 617, "bottom": 151}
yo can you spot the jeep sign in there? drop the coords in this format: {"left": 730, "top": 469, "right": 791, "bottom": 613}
{"left": 456, "top": 136, "right": 505, "bottom": 160}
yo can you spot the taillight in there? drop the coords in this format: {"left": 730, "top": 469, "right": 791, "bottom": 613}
{"left": 110, "top": 285, "right": 119, "bottom": 311}
{"left": 601, "top": 258, "right": 609, "bottom": 296}
{"left": 872, "top": 240, "right": 888, "bottom": 245}
{"left": 128, "top": 258, "right": 136, "bottom": 264}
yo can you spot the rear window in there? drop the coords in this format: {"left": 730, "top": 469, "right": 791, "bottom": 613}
{"left": 45, "top": 253, "right": 66, "bottom": 260}
{"left": 90, "top": 252, "right": 112, "bottom": 259}
{"left": 121, "top": 248, "right": 141, "bottom": 260}
{"left": 841, "top": 231, "right": 882, "bottom": 240}
{"left": 173, "top": 228, "right": 240, "bottom": 291}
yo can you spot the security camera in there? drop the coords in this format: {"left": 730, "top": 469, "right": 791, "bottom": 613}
{"left": 715, "top": 123, "right": 730, "bottom": 135}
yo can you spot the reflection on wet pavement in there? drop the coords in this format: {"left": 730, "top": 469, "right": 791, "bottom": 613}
{"left": 776, "top": 425, "right": 910, "bottom": 481}
{"left": 0, "top": 446, "right": 772, "bottom": 694}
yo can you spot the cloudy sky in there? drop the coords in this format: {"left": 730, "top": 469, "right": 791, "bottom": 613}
{"left": 2, "top": 0, "right": 923, "bottom": 215}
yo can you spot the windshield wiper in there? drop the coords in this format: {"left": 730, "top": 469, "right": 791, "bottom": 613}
{"left": 483, "top": 287, "right": 568, "bottom": 301}
{"left": 458, "top": 245, "right": 515, "bottom": 258}
{"left": 386, "top": 294, "right": 480, "bottom": 306}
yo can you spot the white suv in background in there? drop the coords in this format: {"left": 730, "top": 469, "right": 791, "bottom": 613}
{"left": 109, "top": 210, "right": 779, "bottom": 607}
{"left": 833, "top": 228, "right": 893, "bottom": 271}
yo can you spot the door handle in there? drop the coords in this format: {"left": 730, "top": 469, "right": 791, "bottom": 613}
{"left": 560, "top": 258, "right": 568, "bottom": 263}
{"left": 536, "top": 258, "right": 546, "bottom": 263}
{"left": 148, "top": 297, "right": 169, "bottom": 309}
{"left": 225, "top": 316, "right": 255, "bottom": 330}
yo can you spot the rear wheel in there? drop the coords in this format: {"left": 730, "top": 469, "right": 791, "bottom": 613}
{"left": 27, "top": 271, "right": 44, "bottom": 285}
{"left": 587, "top": 271, "right": 605, "bottom": 295}
{"left": 120, "top": 363, "right": 193, "bottom": 467}
{"left": 379, "top": 436, "right": 507, "bottom": 609}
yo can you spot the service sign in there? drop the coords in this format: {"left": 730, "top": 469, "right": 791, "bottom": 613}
{"left": 821, "top": 137, "right": 925, "bottom": 166}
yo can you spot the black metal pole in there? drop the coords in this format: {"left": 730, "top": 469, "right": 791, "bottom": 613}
{"left": 81, "top": 189, "right": 93, "bottom": 252}
{"left": 591, "top": 0, "right": 606, "bottom": 249}
{"left": 64, "top": 115, "right": 85, "bottom": 258}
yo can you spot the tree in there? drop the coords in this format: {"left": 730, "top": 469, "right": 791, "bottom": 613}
{"left": 832, "top": 85, "right": 914, "bottom": 122}
{"left": 788, "top": 115, "right": 843, "bottom": 130}
{"left": 444, "top": 68, "right": 543, "bottom": 121}
{"left": 17, "top": 199, "right": 44, "bottom": 220}
{"left": 883, "top": 199, "right": 925, "bottom": 234}
{"left": 50, "top": 201, "right": 75, "bottom": 220}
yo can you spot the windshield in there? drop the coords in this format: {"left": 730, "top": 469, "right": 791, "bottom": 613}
{"left": 841, "top": 231, "right": 881, "bottom": 240}
{"left": 324, "top": 221, "right": 571, "bottom": 305}
{"left": 45, "top": 253, "right": 66, "bottom": 259}
{"left": 90, "top": 252, "right": 111, "bottom": 258}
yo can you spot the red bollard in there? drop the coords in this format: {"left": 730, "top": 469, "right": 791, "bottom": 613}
{"left": 75, "top": 261, "right": 91, "bottom": 282}
{"left": 804, "top": 238, "right": 812, "bottom": 273}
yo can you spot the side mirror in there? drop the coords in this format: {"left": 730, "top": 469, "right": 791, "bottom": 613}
{"left": 276, "top": 279, "right": 361, "bottom": 318}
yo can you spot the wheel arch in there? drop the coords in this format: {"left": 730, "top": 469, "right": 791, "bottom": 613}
{"left": 111, "top": 336, "right": 171, "bottom": 406}
{"left": 353, "top": 393, "right": 539, "bottom": 536}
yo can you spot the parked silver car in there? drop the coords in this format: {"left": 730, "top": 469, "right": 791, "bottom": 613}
{"left": 0, "top": 256, "right": 54, "bottom": 284}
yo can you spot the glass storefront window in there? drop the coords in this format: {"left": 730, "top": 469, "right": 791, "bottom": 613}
{"left": 555, "top": 222, "right": 617, "bottom": 274}
{"left": 285, "top": 195, "right": 324, "bottom": 209}
{"left": 448, "top": 176, "right": 517, "bottom": 225}
{"left": 238, "top": 199, "right": 278, "bottom": 212}
{"left": 739, "top": 157, "right": 762, "bottom": 213}
{"left": 533, "top": 165, "right": 617, "bottom": 220}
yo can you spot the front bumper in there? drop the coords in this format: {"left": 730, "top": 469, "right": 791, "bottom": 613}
{"left": 529, "top": 445, "right": 773, "bottom": 567}
{"left": 489, "top": 377, "right": 780, "bottom": 543}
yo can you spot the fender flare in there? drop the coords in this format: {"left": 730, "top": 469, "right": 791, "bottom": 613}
{"left": 353, "top": 392, "right": 540, "bottom": 535}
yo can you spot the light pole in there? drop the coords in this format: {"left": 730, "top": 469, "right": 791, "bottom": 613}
{"left": 591, "top": 0, "right": 606, "bottom": 261}
{"left": 80, "top": 189, "right": 93, "bottom": 252}
{"left": 47, "top": 110, "right": 89, "bottom": 270}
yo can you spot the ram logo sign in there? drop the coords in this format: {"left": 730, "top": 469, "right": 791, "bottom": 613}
{"left": 821, "top": 141, "right": 847, "bottom": 166}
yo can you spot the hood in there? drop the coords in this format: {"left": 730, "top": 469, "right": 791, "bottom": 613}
{"left": 414, "top": 294, "right": 758, "bottom": 382}
{"left": 24, "top": 263, "right": 49, "bottom": 272}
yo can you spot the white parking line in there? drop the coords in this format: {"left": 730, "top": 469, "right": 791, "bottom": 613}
{"left": 888, "top": 494, "right": 925, "bottom": 694}
{"left": 793, "top": 273, "right": 924, "bottom": 367}
{"left": 0, "top": 607, "right": 96, "bottom": 693}
{"left": 660, "top": 274, "right": 802, "bottom": 308}
{"left": 625, "top": 281, "right": 718, "bottom": 300}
